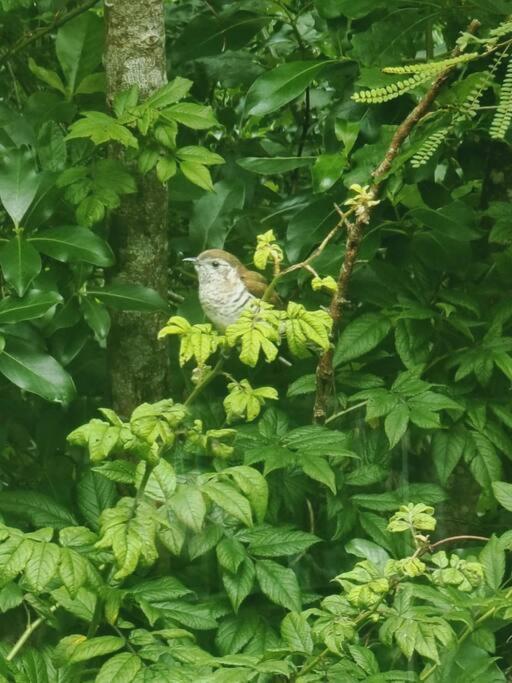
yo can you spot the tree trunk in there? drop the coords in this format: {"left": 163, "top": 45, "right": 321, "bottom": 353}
{"left": 104, "top": 0, "right": 169, "bottom": 417}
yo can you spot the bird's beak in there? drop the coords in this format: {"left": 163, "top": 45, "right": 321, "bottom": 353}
{"left": 182, "top": 257, "right": 198, "bottom": 264}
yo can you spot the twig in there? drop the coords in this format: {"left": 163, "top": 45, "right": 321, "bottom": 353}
{"left": 312, "top": 19, "right": 481, "bottom": 424}
{"left": 429, "top": 534, "right": 489, "bottom": 550}
{"left": 0, "top": 0, "right": 98, "bottom": 67}
{"left": 262, "top": 206, "right": 354, "bottom": 303}
{"left": 184, "top": 356, "right": 225, "bottom": 406}
{"left": 6, "top": 605, "right": 58, "bottom": 661}
{"left": 325, "top": 400, "right": 367, "bottom": 424}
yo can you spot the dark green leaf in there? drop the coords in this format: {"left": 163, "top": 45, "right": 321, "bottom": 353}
{"left": 0, "top": 236, "right": 42, "bottom": 296}
{"left": 0, "top": 290, "right": 61, "bottom": 323}
{"left": 245, "top": 61, "right": 333, "bottom": 116}
{"left": 30, "top": 226, "right": 114, "bottom": 266}
{"left": 0, "top": 149, "right": 42, "bottom": 227}
{"left": 87, "top": 283, "right": 168, "bottom": 311}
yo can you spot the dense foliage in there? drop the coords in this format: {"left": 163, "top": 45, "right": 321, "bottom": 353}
{"left": 1, "top": 0, "right": 512, "bottom": 681}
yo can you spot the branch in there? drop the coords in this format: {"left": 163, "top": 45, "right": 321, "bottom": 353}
{"left": 6, "top": 605, "right": 58, "bottom": 662}
{"left": 312, "top": 19, "right": 481, "bottom": 424}
{"left": 0, "top": 0, "right": 98, "bottom": 67}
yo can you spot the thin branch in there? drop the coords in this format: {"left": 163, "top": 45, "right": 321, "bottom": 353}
{"left": 0, "top": 0, "right": 98, "bottom": 67}
{"left": 184, "top": 356, "right": 226, "bottom": 406}
{"left": 312, "top": 18, "right": 481, "bottom": 424}
{"left": 429, "top": 534, "right": 489, "bottom": 550}
{"left": 6, "top": 605, "right": 58, "bottom": 662}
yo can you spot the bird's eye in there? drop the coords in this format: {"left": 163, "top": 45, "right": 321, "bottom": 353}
{"left": 212, "top": 261, "right": 219, "bottom": 268}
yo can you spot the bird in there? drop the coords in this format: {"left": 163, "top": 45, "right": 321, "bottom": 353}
{"left": 183, "top": 248, "right": 280, "bottom": 331}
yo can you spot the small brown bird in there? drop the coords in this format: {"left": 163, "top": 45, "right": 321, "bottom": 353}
{"left": 183, "top": 249, "right": 280, "bottom": 331}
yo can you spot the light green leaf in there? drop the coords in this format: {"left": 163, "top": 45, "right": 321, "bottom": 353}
{"left": 164, "top": 103, "right": 218, "bottom": 129}
{"left": 180, "top": 160, "right": 213, "bottom": 191}
{"left": 202, "top": 481, "right": 253, "bottom": 527}
{"left": 66, "top": 112, "right": 138, "bottom": 149}
{"left": 24, "top": 541, "right": 61, "bottom": 592}
{"left": 96, "top": 653, "right": 142, "bottom": 683}
{"left": 28, "top": 58, "right": 66, "bottom": 94}
{"left": 170, "top": 485, "right": 206, "bottom": 533}
{"left": 222, "top": 557, "right": 255, "bottom": 613}
{"left": 492, "top": 481, "right": 512, "bottom": 511}
{"left": 225, "top": 465, "right": 268, "bottom": 523}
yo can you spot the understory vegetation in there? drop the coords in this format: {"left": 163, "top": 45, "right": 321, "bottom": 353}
{"left": 0, "top": 0, "right": 512, "bottom": 681}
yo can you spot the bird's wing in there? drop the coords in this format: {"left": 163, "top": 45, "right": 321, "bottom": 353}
{"left": 240, "top": 269, "right": 283, "bottom": 308}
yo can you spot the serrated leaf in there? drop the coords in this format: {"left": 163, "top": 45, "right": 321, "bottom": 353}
{"left": 334, "top": 313, "right": 391, "bottom": 365}
{"left": 96, "top": 653, "right": 142, "bottom": 683}
{"left": 202, "top": 481, "right": 253, "bottom": 527}
{"left": 281, "top": 612, "right": 313, "bottom": 654}
{"left": 255, "top": 559, "right": 301, "bottom": 611}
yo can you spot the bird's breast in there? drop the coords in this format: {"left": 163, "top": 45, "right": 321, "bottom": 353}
{"left": 199, "top": 279, "right": 253, "bottom": 330}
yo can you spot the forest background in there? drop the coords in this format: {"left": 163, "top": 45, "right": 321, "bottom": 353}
{"left": 0, "top": 0, "right": 512, "bottom": 681}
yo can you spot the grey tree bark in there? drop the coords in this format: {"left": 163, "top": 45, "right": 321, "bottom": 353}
{"left": 104, "top": 0, "right": 169, "bottom": 416}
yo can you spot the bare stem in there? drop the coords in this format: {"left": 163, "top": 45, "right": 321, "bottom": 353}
{"left": 312, "top": 19, "right": 481, "bottom": 424}
{"left": 184, "top": 356, "right": 226, "bottom": 406}
{"left": 6, "top": 605, "right": 58, "bottom": 662}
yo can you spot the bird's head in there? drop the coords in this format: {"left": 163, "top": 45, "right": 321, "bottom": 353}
{"left": 183, "top": 249, "right": 244, "bottom": 289}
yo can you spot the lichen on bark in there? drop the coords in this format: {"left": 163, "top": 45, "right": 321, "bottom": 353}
{"left": 104, "top": 0, "right": 169, "bottom": 416}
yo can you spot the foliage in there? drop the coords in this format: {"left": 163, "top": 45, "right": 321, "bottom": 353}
{"left": 1, "top": 0, "right": 512, "bottom": 681}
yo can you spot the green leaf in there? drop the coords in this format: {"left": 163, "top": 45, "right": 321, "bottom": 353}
{"left": 170, "top": 485, "right": 206, "bottom": 533}
{"left": 334, "top": 313, "right": 391, "bottom": 365}
{"left": 55, "top": 634, "right": 124, "bottom": 665}
{"left": 28, "top": 58, "right": 66, "bottom": 94}
{"left": 492, "top": 481, "right": 512, "bottom": 511}
{"left": 0, "top": 491, "right": 77, "bottom": 528}
{"left": 226, "top": 465, "right": 268, "bottom": 523}
{"left": 56, "top": 12, "right": 103, "bottom": 94}
{"left": 0, "top": 149, "right": 42, "bottom": 227}
{"left": 0, "top": 344, "right": 75, "bottom": 403}
{"left": 164, "top": 103, "right": 218, "bottom": 129}
{"left": 177, "top": 146, "right": 224, "bottom": 166}
{"left": 77, "top": 471, "right": 116, "bottom": 531}
{"left": 216, "top": 536, "right": 246, "bottom": 573}
{"left": 156, "top": 157, "right": 177, "bottom": 183}
{"left": 51, "top": 586, "right": 96, "bottom": 622}
{"left": 189, "top": 178, "right": 245, "bottom": 250}
{"left": 0, "top": 236, "right": 42, "bottom": 296}
{"left": 96, "top": 653, "right": 142, "bottom": 683}
{"left": 311, "top": 153, "right": 347, "bottom": 193}
{"left": 432, "top": 429, "right": 466, "bottom": 486}
{"left": 59, "top": 547, "right": 88, "bottom": 598}
{"left": 180, "top": 160, "right": 213, "bottom": 191}
{"left": 24, "top": 542, "right": 61, "bottom": 592}
{"left": 237, "top": 156, "right": 314, "bottom": 174}
{"left": 66, "top": 112, "right": 138, "bottom": 149}
{"left": 30, "top": 226, "right": 114, "bottom": 266}
{"left": 202, "top": 481, "right": 253, "bottom": 527}
{"left": 480, "top": 536, "right": 505, "bottom": 590}
{"left": 0, "top": 290, "right": 61, "bottom": 323}
{"left": 255, "top": 559, "right": 301, "bottom": 611}
{"left": 245, "top": 61, "right": 332, "bottom": 116}
{"left": 222, "top": 557, "right": 255, "bottom": 613}
{"left": 87, "top": 283, "right": 167, "bottom": 311}
{"left": 146, "top": 77, "right": 193, "bottom": 108}
{"left": 246, "top": 527, "right": 320, "bottom": 557}
{"left": 75, "top": 72, "right": 106, "bottom": 95}
{"left": 385, "top": 404, "right": 409, "bottom": 448}
{"left": 281, "top": 612, "right": 313, "bottom": 654}
{"left": 80, "top": 295, "right": 111, "bottom": 340}
{"left": 301, "top": 454, "right": 337, "bottom": 493}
